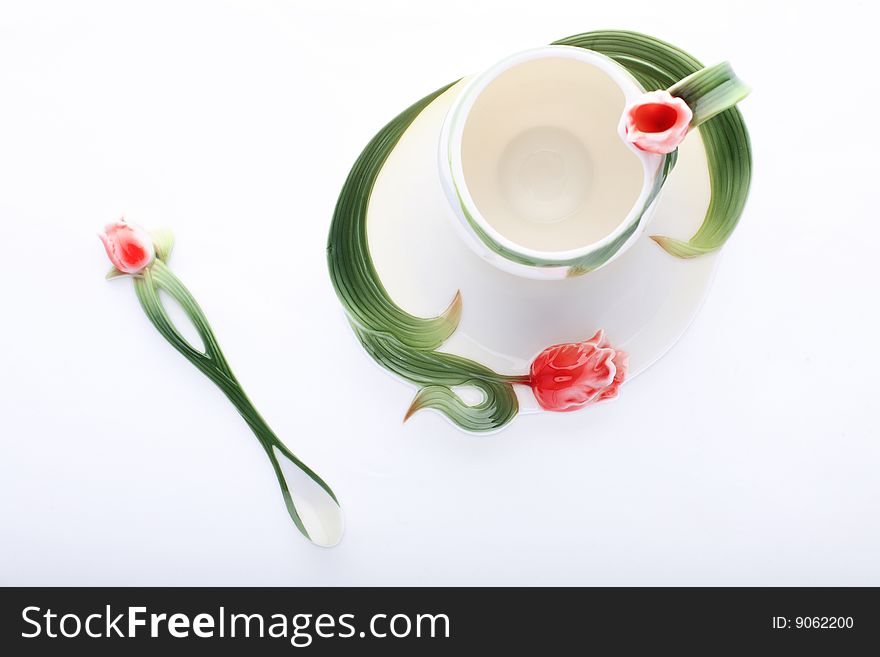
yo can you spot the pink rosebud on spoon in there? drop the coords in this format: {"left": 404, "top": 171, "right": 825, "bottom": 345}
{"left": 99, "top": 218, "right": 155, "bottom": 274}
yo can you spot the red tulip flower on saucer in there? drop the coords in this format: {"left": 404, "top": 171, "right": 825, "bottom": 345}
{"left": 529, "top": 330, "right": 628, "bottom": 412}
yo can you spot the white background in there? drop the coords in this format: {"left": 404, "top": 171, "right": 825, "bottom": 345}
{"left": 1, "top": 0, "right": 878, "bottom": 585}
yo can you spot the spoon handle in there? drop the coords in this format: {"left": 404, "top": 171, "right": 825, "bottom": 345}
{"left": 132, "top": 258, "right": 342, "bottom": 546}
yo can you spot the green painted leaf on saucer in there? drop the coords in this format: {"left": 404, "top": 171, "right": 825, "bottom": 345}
{"left": 327, "top": 84, "right": 522, "bottom": 432}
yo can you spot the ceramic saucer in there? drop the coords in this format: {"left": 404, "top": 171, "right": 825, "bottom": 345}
{"left": 365, "top": 81, "right": 716, "bottom": 416}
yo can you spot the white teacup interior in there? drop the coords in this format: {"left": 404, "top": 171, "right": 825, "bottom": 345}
{"left": 460, "top": 55, "right": 644, "bottom": 253}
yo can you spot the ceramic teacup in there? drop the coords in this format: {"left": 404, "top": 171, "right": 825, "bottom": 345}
{"left": 438, "top": 45, "right": 739, "bottom": 279}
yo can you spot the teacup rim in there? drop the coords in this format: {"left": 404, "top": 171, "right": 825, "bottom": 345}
{"left": 439, "top": 44, "right": 664, "bottom": 265}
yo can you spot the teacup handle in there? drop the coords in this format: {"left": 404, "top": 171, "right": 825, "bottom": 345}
{"left": 668, "top": 62, "right": 750, "bottom": 127}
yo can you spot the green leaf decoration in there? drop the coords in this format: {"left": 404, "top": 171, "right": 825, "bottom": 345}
{"left": 105, "top": 266, "right": 126, "bottom": 280}
{"left": 669, "top": 61, "right": 751, "bottom": 128}
{"left": 404, "top": 385, "right": 516, "bottom": 433}
{"left": 327, "top": 30, "right": 752, "bottom": 430}
{"left": 132, "top": 259, "right": 341, "bottom": 546}
{"left": 150, "top": 227, "right": 175, "bottom": 262}
{"left": 327, "top": 83, "right": 463, "bottom": 352}
{"left": 553, "top": 30, "right": 753, "bottom": 258}
{"left": 354, "top": 325, "right": 523, "bottom": 432}
{"left": 328, "top": 85, "right": 524, "bottom": 432}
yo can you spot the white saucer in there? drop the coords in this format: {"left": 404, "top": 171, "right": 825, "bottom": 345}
{"left": 367, "top": 81, "right": 717, "bottom": 415}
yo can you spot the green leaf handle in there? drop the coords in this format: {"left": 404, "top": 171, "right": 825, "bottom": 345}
{"left": 670, "top": 61, "right": 751, "bottom": 128}
{"left": 133, "top": 259, "right": 342, "bottom": 546}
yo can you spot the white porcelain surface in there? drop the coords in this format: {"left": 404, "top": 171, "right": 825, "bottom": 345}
{"left": 371, "top": 81, "right": 715, "bottom": 413}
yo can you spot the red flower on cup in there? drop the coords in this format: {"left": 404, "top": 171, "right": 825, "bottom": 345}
{"left": 99, "top": 218, "right": 155, "bottom": 274}
{"left": 529, "top": 330, "right": 628, "bottom": 412}
{"left": 621, "top": 90, "right": 693, "bottom": 155}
